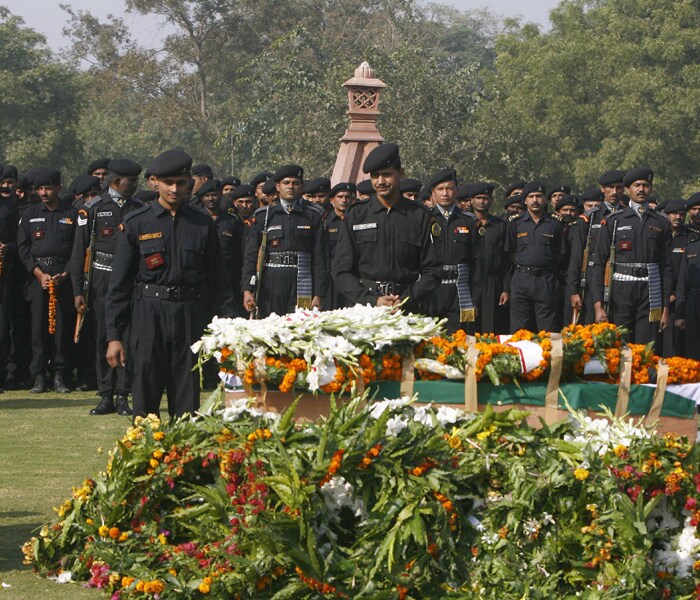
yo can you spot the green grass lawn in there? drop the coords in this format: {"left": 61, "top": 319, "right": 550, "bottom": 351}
{"left": 0, "top": 390, "right": 145, "bottom": 599}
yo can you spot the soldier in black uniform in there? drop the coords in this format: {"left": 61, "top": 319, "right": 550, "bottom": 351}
{"left": 332, "top": 143, "right": 442, "bottom": 311}
{"left": 505, "top": 181, "right": 568, "bottom": 332}
{"left": 567, "top": 172, "right": 625, "bottom": 325}
{"left": 323, "top": 182, "right": 355, "bottom": 310}
{"left": 503, "top": 194, "right": 526, "bottom": 220}
{"left": 73, "top": 159, "right": 144, "bottom": 415}
{"left": 685, "top": 193, "right": 700, "bottom": 243}
{"left": 87, "top": 158, "right": 110, "bottom": 190}
{"left": 661, "top": 199, "right": 689, "bottom": 356}
{"left": 469, "top": 182, "right": 510, "bottom": 334}
{"left": 399, "top": 178, "right": 422, "bottom": 202}
{"left": 421, "top": 169, "right": 477, "bottom": 333}
{"left": 105, "top": 149, "right": 222, "bottom": 419}
{"left": 196, "top": 178, "right": 242, "bottom": 317}
{"left": 242, "top": 165, "right": 328, "bottom": 317}
{"left": 191, "top": 163, "right": 213, "bottom": 196}
{"left": 548, "top": 184, "right": 571, "bottom": 213}
{"left": 0, "top": 186, "right": 19, "bottom": 390}
{"left": 250, "top": 172, "right": 273, "bottom": 207}
{"left": 229, "top": 185, "right": 258, "bottom": 224}
{"left": 675, "top": 236, "right": 700, "bottom": 360}
{"left": 356, "top": 179, "right": 373, "bottom": 201}
{"left": 17, "top": 169, "right": 77, "bottom": 393}
{"left": 304, "top": 177, "right": 331, "bottom": 212}
{"left": 592, "top": 168, "right": 673, "bottom": 345}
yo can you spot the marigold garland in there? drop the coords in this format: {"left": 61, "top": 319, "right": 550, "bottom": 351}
{"left": 48, "top": 279, "right": 57, "bottom": 334}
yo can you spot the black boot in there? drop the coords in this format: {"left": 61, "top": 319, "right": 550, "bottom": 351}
{"left": 53, "top": 372, "right": 70, "bottom": 394}
{"left": 115, "top": 394, "right": 133, "bottom": 417}
{"left": 30, "top": 374, "right": 46, "bottom": 394}
{"left": 90, "top": 395, "right": 116, "bottom": 415}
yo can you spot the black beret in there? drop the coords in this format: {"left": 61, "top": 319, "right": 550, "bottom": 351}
{"left": 356, "top": 179, "right": 374, "bottom": 195}
{"left": 197, "top": 178, "right": 222, "bottom": 196}
{"left": 86, "top": 158, "right": 110, "bottom": 174}
{"left": 250, "top": 172, "right": 273, "bottom": 187}
{"left": 623, "top": 167, "right": 653, "bottom": 187}
{"left": 427, "top": 168, "right": 457, "bottom": 190}
{"left": 108, "top": 158, "right": 142, "bottom": 177}
{"left": 555, "top": 194, "right": 578, "bottom": 211}
{"left": 399, "top": 178, "right": 422, "bottom": 193}
{"left": 547, "top": 184, "right": 571, "bottom": 199}
{"left": 191, "top": 163, "right": 213, "bottom": 177}
{"left": 68, "top": 175, "right": 85, "bottom": 194}
{"left": 262, "top": 178, "right": 277, "bottom": 195}
{"left": 221, "top": 176, "right": 241, "bottom": 188}
{"left": 522, "top": 181, "right": 547, "bottom": 197}
{"left": 16, "top": 176, "right": 31, "bottom": 190}
{"left": 1, "top": 165, "right": 17, "bottom": 180}
{"left": 662, "top": 199, "right": 687, "bottom": 214}
{"left": 134, "top": 190, "right": 158, "bottom": 203}
{"left": 144, "top": 170, "right": 151, "bottom": 179}
{"left": 230, "top": 184, "right": 255, "bottom": 200}
{"left": 419, "top": 185, "right": 431, "bottom": 201}
{"left": 686, "top": 192, "right": 700, "bottom": 209}
{"left": 148, "top": 149, "right": 192, "bottom": 178}
{"left": 33, "top": 168, "right": 61, "bottom": 187}
{"left": 580, "top": 186, "right": 604, "bottom": 202}
{"left": 329, "top": 182, "right": 356, "bottom": 198}
{"left": 598, "top": 169, "right": 626, "bottom": 186}
{"left": 456, "top": 184, "right": 475, "bottom": 200}
{"left": 273, "top": 164, "right": 304, "bottom": 182}
{"left": 471, "top": 182, "right": 495, "bottom": 197}
{"left": 75, "top": 175, "right": 101, "bottom": 196}
{"left": 505, "top": 180, "right": 527, "bottom": 197}
{"left": 304, "top": 177, "right": 331, "bottom": 195}
{"left": 362, "top": 143, "right": 401, "bottom": 174}
{"left": 504, "top": 194, "right": 525, "bottom": 209}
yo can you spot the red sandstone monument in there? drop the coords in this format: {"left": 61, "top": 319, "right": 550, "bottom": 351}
{"left": 331, "top": 61, "right": 387, "bottom": 185}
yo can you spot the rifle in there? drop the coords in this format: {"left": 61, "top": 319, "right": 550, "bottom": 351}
{"left": 74, "top": 211, "right": 97, "bottom": 342}
{"left": 603, "top": 219, "right": 618, "bottom": 315}
{"left": 579, "top": 215, "right": 594, "bottom": 306}
{"left": 251, "top": 205, "right": 270, "bottom": 320}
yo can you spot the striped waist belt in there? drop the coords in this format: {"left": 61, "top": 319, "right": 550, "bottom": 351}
{"left": 93, "top": 250, "right": 114, "bottom": 272}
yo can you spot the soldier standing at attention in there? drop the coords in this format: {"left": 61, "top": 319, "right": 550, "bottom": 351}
{"left": 17, "top": 169, "right": 77, "bottom": 393}
{"left": 469, "top": 182, "right": 510, "bottom": 334}
{"left": 242, "top": 165, "right": 328, "bottom": 317}
{"left": 0, "top": 185, "right": 18, "bottom": 391}
{"left": 592, "top": 168, "right": 673, "bottom": 344}
{"left": 105, "top": 150, "right": 222, "bottom": 419}
{"left": 332, "top": 143, "right": 442, "bottom": 310}
{"left": 661, "top": 199, "right": 689, "bottom": 356}
{"left": 323, "top": 182, "right": 355, "bottom": 310}
{"left": 422, "top": 169, "right": 477, "bottom": 333}
{"left": 73, "top": 159, "right": 144, "bottom": 416}
{"left": 505, "top": 181, "right": 568, "bottom": 332}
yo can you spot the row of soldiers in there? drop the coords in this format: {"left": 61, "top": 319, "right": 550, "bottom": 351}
{"left": 0, "top": 144, "right": 699, "bottom": 418}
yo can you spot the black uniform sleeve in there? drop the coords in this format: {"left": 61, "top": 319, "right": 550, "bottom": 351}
{"left": 205, "top": 219, "right": 224, "bottom": 318}
{"left": 241, "top": 216, "right": 263, "bottom": 293}
{"left": 565, "top": 219, "right": 587, "bottom": 298}
{"left": 660, "top": 222, "right": 673, "bottom": 308}
{"left": 16, "top": 212, "right": 37, "bottom": 275}
{"left": 591, "top": 219, "right": 612, "bottom": 305}
{"left": 311, "top": 213, "right": 329, "bottom": 298}
{"left": 402, "top": 212, "right": 441, "bottom": 303}
{"left": 70, "top": 208, "right": 91, "bottom": 296}
{"left": 675, "top": 252, "right": 687, "bottom": 320}
{"left": 105, "top": 221, "right": 139, "bottom": 342}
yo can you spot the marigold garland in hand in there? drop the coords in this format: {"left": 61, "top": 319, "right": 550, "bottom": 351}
{"left": 48, "top": 279, "right": 57, "bottom": 334}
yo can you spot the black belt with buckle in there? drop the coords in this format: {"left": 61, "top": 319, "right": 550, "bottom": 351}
{"left": 137, "top": 283, "right": 202, "bottom": 301}
{"left": 360, "top": 279, "right": 407, "bottom": 296}
{"left": 34, "top": 256, "right": 67, "bottom": 267}
{"left": 93, "top": 250, "right": 114, "bottom": 269}
{"left": 442, "top": 264, "right": 459, "bottom": 281}
{"left": 616, "top": 264, "right": 649, "bottom": 277}
{"left": 516, "top": 265, "right": 553, "bottom": 276}
{"left": 266, "top": 251, "right": 298, "bottom": 266}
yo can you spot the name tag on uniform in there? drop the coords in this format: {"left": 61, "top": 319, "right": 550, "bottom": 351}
{"left": 29, "top": 217, "right": 45, "bottom": 223}
{"left": 145, "top": 253, "right": 164, "bottom": 269}
{"left": 59, "top": 218, "right": 73, "bottom": 225}
{"left": 267, "top": 225, "right": 282, "bottom": 232}
{"left": 619, "top": 240, "right": 632, "bottom": 250}
{"left": 139, "top": 232, "right": 163, "bottom": 241}
{"left": 222, "top": 231, "right": 233, "bottom": 237}
{"left": 592, "top": 224, "right": 601, "bottom": 229}
{"left": 517, "top": 232, "right": 528, "bottom": 238}
{"left": 328, "top": 228, "right": 338, "bottom": 233}
{"left": 97, "top": 211, "right": 112, "bottom": 217}
{"left": 673, "top": 247, "right": 685, "bottom": 253}
{"left": 617, "top": 225, "right": 632, "bottom": 231}
{"left": 542, "top": 233, "right": 554, "bottom": 238}
{"left": 353, "top": 222, "right": 377, "bottom": 231}
{"left": 455, "top": 226, "right": 469, "bottom": 234}
{"left": 297, "top": 225, "right": 311, "bottom": 230}
{"left": 649, "top": 225, "right": 662, "bottom": 233}
{"left": 689, "top": 253, "right": 698, "bottom": 259}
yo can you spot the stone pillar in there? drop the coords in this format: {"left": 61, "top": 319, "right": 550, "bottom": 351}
{"left": 331, "top": 62, "right": 387, "bottom": 185}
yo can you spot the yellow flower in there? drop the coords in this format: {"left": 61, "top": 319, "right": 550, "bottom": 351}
{"left": 447, "top": 435, "right": 462, "bottom": 450}
{"left": 149, "top": 458, "right": 159, "bottom": 469}
{"left": 136, "top": 580, "right": 145, "bottom": 592}
{"left": 168, "top": 568, "right": 177, "bottom": 577}
{"left": 119, "top": 532, "right": 129, "bottom": 542}
{"left": 98, "top": 525, "right": 109, "bottom": 537}
{"left": 199, "top": 576, "right": 212, "bottom": 594}
{"left": 144, "top": 580, "right": 164, "bottom": 594}
{"left": 476, "top": 425, "right": 496, "bottom": 441}
{"left": 86, "top": 518, "right": 94, "bottom": 525}
{"left": 109, "top": 527, "right": 120, "bottom": 539}
{"left": 574, "top": 468, "right": 590, "bottom": 481}
{"left": 154, "top": 431, "right": 165, "bottom": 441}
{"left": 109, "top": 573, "right": 120, "bottom": 586}
{"left": 121, "top": 576, "right": 135, "bottom": 588}
{"left": 158, "top": 533, "right": 168, "bottom": 545}
{"left": 152, "top": 449, "right": 163, "bottom": 460}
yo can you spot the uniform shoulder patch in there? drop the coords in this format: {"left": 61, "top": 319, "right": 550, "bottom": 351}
{"left": 138, "top": 231, "right": 163, "bottom": 241}
{"left": 431, "top": 220, "right": 442, "bottom": 237}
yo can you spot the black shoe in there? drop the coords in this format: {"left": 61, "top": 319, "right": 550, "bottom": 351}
{"left": 53, "top": 373, "right": 70, "bottom": 394}
{"left": 115, "top": 394, "right": 133, "bottom": 416}
{"left": 75, "top": 381, "right": 89, "bottom": 392}
{"left": 30, "top": 375, "right": 46, "bottom": 394}
{"left": 90, "top": 396, "right": 116, "bottom": 415}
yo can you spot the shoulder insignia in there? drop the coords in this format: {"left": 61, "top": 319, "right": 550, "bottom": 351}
{"left": 138, "top": 231, "right": 163, "bottom": 241}
{"left": 78, "top": 209, "right": 88, "bottom": 217}
{"left": 84, "top": 197, "right": 101, "bottom": 209}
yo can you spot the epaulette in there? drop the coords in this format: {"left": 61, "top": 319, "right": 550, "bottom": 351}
{"left": 254, "top": 205, "right": 270, "bottom": 216}
{"left": 304, "top": 201, "right": 324, "bottom": 215}
{"left": 508, "top": 212, "right": 523, "bottom": 222}
{"left": 345, "top": 198, "right": 369, "bottom": 214}
{"left": 122, "top": 204, "right": 151, "bottom": 224}
{"left": 583, "top": 205, "right": 600, "bottom": 218}
{"left": 552, "top": 213, "right": 563, "bottom": 222}
{"left": 84, "top": 196, "right": 102, "bottom": 209}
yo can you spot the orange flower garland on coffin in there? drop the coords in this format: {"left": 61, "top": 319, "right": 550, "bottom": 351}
{"left": 666, "top": 357, "right": 700, "bottom": 385}
{"left": 48, "top": 280, "right": 57, "bottom": 334}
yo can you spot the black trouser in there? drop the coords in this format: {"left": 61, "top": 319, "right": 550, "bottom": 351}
{"left": 423, "top": 281, "right": 464, "bottom": 334}
{"left": 25, "top": 276, "right": 74, "bottom": 377}
{"left": 0, "top": 277, "right": 8, "bottom": 384}
{"left": 259, "top": 266, "right": 298, "bottom": 317}
{"left": 509, "top": 270, "right": 559, "bottom": 333}
{"left": 470, "top": 276, "right": 509, "bottom": 335}
{"left": 6, "top": 265, "right": 31, "bottom": 383}
{"left": 609, "top": 280, "right": 660, "bottom": 346}
{"left": 128, "top": 294, "right": 207, "bottom": 418}
{"left": 93, "top": 269, "right": 130, "bottom": 397}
